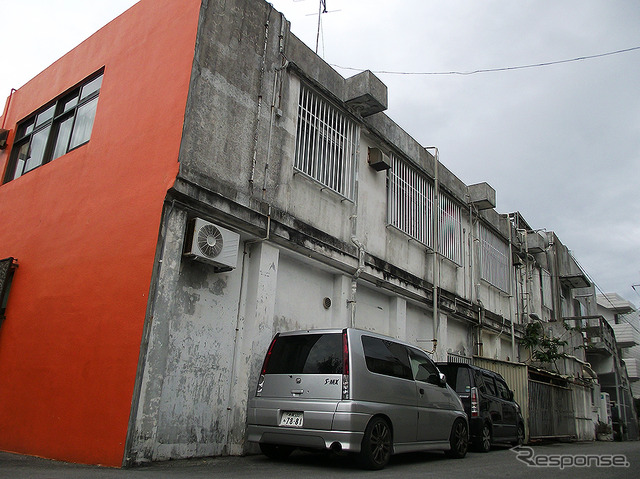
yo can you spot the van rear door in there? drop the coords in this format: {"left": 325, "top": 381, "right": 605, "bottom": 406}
{"left": 258, "top": 332, "right": 344, "bottom": 430}
{"left": 260, "top": 332, "right": 343, "bottom": 399}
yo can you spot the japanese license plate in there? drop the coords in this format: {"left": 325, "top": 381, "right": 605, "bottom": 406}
{"left": 279, "top": 411, "right": 303, "bottom": 428}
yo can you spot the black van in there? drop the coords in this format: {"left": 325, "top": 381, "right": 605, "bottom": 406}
{"left": 436, "top": 363, "right": 525, "bottom": 452}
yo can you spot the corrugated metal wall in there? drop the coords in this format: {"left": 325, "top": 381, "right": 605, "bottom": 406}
{"left": 470, "top": 357, "right": 598, "bottom": 442}
{"left": 571, "top": 383, "right": 596, "bottom": 441}
{"left": 473, "top": 357, "right": 529, "bottom": 443}
{"left": 528, "top": 380, "right": 574, "bottom": 438}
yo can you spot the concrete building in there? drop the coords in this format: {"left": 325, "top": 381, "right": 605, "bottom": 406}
{"left": 0, "top": 0, "right": 623, "bottom": 467}
{"left": 596, "top": 293, "right": 640, "bottom": 438}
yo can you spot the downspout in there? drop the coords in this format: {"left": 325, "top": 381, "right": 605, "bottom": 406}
{"left": 1, "top": 88, "right": 17, "bottom": 130}
{"left": 430, "top": 147, "right": 440, "bottom": 359}
{"left": 514, "top": 259, "right": 522, "bottom": 361}
{"left": 468, "top": 204, "right": 474, "bottom": 302}
{"left": 262, "top": 14, "right": 289, "bottom": 198}
{"left": 350, "top": 232, "right": 365, "bottom": 328}
{"left": 549, "top": 233, "right": 564, "bottom": 320}
{"left": 225, "top": 206, "right": 272, "bottom": 452}
{"left": 522, "top": 229, "right": 530, "bottom": 323}
{"left": 249, "top": 5, "right": 273, "bottom": 186}
{"left": 348, "top": 134, "right": 362, "bottom": 328}
{"left": 507, "top": 220, "right": 516, "bottom": 360}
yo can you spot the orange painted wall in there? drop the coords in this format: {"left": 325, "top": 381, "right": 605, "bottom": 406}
{"left": 0, "top": 0, "right": 200, "bottom": 467}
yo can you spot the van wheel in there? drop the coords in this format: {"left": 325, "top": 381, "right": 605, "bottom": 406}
{"left": 474, "top": 423, "right": 491, "bottom": 453}
{"left": 260, "top": 443, "right": 295, "bottom": 460}
{"left": 358, "top": 417, "right": 392, "bottom": 470}
{"left": 512, "top": 424, "right": 525, "bottom": 446}
{"left": 446, "top": 419, "right": 468, "bottom": 458}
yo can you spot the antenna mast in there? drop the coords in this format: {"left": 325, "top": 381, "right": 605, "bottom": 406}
{"left": 315, "top": 0, "right": 327, "bottom": 53}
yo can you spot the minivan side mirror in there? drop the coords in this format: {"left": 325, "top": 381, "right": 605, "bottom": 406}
{"left": 438, "top": 372, "right": 447, "bottom": 387}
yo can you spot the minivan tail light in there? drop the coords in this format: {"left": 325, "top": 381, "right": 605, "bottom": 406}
{"left": 342, "top": 330, "right": 349, "bottom": 400}
{"left": 256, "top": 334, "right": 279, "bottom": 397}
{"left": 471, "top": 386, "right": 479, "bottom": 417}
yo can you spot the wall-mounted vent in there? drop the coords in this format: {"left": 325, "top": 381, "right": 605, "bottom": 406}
{"left": 184, "top": 218, "right": 239, "bottom": 271}
{"left": 368, "top": 147, "right": 391, "bottom": 171}
{"left": 467, "top": 182, "right": 496, "bottom": 210}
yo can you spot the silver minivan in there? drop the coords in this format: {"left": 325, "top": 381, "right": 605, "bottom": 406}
{"left": 247, "top": 328, "right": 468, "bottom": 469}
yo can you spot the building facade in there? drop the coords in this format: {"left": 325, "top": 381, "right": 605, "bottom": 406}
{"left": 0, "top": 0, "right": 632, "bottom": 467}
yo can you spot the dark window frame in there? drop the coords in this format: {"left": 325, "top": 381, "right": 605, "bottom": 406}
{"left": 0, "top": 257, "right": 17, "bottom": 324}
{"left": 495, "top": 378, "right": 512, "bottom": 401}
{"left": 481, "top": 373, "right": 498, "bottom": 396}
{"left": 408, "top": 347, "right": 441, "bottom": 385}
{"left": 361, "top": 335, "right": 413, "bottom": 380}
{"left": 3, "top": 69, "right": 104, "bottom": 183}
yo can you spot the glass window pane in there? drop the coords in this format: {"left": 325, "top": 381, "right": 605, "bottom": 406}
{"left": 35, "top": 105, "right": 55, "bottom": 127}
{"left": 16, "top": 120, "right": 35, "bottom": 139}
{"left": 80, "top": 74, "right": 103, "bottom": 100}
{"left": 11, "top": 143, "right": 30, "bottom": 180}
{"left": 51, "top": 117, "right": 74, "bottom": 160}
{"left": 264, "top": 333, "right": 342, "bottom": 374}
{"left": 362, "top": 336, "right": 412, "bottom": 380}
{"left": 69, "top": 97, "right": 98, "bottom": 149}
{"left": 61, "top": 94, "right": 79, "bottom": 113}
{"left": 23, "top": 126, "right": 51, "bottom": 172}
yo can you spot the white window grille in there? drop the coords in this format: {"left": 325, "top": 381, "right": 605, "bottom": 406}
{"left": 541, "top": 269, "right": 553, "bottom": 310}
{"left": 388, "top": 154, "right": 433, "bottom": 245}
{"left": 479, "top": 223, "right": 510, "bottom": 292}
{"left": 294, "top": 85, "right": 358, "bottom": 199}
{"left": 438, "top": 194, "right": 462, "bottom": 265}
{"left": 388, "top": 154, "right": 462, "bottom": 264}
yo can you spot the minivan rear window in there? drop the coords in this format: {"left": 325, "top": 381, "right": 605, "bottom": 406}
{"left": 439, "top": 365, "right": 471, "bottom": 393}
{"left": 264, "top": 333, "right": 343, "bottom": 374}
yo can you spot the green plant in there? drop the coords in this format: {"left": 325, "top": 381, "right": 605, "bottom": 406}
{"left": 518, "top": 321, "right": 567, "bottom": 371}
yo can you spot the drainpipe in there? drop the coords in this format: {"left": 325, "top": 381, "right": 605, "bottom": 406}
{"left": 350, "top": 233, "right": 365, "bottom": 328}
{"left": 428, "top": 147, "right": 440, "bottom": 360}
{"left": 249, "top": 5, "right": 273, "bottom": 186}
{"left": 348, "top": 134, "right": 362, "bottom": 328}
{"left": 507, "top": 220, "right": 516, "bottom": 360}
{"left": 1, "top": 88, "right": 17, "bottom": 130}
{"left": 262, "top": 14, "right": 289, "bottom": 199}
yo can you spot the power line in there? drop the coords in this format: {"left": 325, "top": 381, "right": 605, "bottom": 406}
{"left": 330, "top": 45, "right": 640, "bottom": 76}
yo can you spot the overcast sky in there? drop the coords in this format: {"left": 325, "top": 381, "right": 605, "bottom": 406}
{"left": 2, "top": 1, "right": 639, "bottom": 306}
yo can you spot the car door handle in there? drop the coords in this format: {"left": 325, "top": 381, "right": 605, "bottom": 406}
{"left": 291, "top": 389, "right": 304, "bottom": 395}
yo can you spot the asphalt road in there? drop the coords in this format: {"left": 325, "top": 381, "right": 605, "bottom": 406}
{"left": 1, "top": 441, "right": 638, "bottom": 479}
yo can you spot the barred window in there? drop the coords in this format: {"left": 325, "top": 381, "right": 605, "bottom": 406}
{"left": 4, "top": 71, "right": 103, "bottom": 183}
{"left": 438, "top": 194, "right": 462, "bottom": 265}
{"left": 294, "top": 85, "right": 358, "bottom": 199}
{"left": 479, "top": 224, "right": 510, "bottom": 292}
{"left": 541, "top": 268, "right": 553, "bottom": 310}
{"left": 388, "top": 154, "right": 462, "bottom": 264}
{"left": 388, "top": 154, "right": 433, "bottom": 245}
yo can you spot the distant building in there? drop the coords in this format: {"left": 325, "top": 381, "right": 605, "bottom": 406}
{"left": 596, "top": 293, "right": 640, "bottom": 438}
{"left": 0, "top": 0, "right": 630, "bottom": 468}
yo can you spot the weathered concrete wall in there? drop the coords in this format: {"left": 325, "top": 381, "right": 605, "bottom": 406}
{"left": 130, "top": 206, "right": 244, "bottom": 462}
{"left": 130, "top": 0, "right": 528, "bottom": 462}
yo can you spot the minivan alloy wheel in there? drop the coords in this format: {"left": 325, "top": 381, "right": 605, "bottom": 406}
{"left": 477, "top": 423, "right": 491, "bottom": 452}
{"left": 447, "top": 419, "right": 468, "bottom": 458}
{"left": 359, "top": 417, "right": 392, "bottom": 469}
{"left": 513, "top": 424, "right": 525, "bottom": 446}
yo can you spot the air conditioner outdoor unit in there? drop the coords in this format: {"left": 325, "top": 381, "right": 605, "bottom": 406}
{"left": 184, "top": 218, "right": 240, "bottom": 271}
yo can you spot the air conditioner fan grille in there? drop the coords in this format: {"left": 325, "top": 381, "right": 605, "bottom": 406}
{"left": 197, "top": 224, "right": 224, "bottom": 258}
